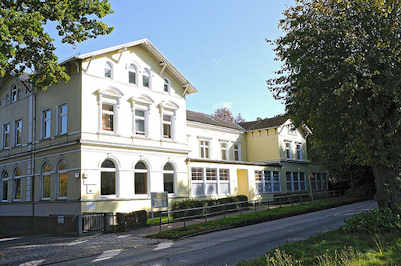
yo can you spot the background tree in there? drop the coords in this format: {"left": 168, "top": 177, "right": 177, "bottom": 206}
{"left": 0, "top": 0, "right": 113, "bottom": 90}
{"left": 268, "top": 0, "right": 401, "bottom": 211}
{"left": 234, "top": 113, "right": 246, "bottom": 124}
{"left": 212, "top": 107, "right": 234, "bottom": 122}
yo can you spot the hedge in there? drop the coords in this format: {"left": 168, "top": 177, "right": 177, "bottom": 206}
{"left": 116, "top": 210, "right": 147, "bottom": 232}
{"left": 171, "top": 195, "right": 249, "bottom": 219}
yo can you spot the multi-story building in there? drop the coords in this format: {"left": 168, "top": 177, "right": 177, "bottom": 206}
{"left": 0, "top": 39, "right": 327, "bottom": 217}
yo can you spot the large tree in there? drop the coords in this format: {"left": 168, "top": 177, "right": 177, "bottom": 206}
{"left": 212, "top": 107, "right": 234, "bottom": 122}
{"left": 0, "top": 0, "right": 113, "bottom": 90}
{"left": 268, "top": 0, "right": 401, "bottom": 211}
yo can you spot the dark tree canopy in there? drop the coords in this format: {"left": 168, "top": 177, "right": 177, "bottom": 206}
{"left": 268, "top": 0, "right": 401, "bottom": 210}
{"left": 212, "top": 107, "right": 234, "bottom": 122}
{"left": 0, "top": 0, "right": 113, "bottom": 90}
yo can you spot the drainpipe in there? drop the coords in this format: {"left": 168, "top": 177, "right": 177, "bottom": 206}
{"left": 31, "top": 91, "right": 37, "bottom": 222}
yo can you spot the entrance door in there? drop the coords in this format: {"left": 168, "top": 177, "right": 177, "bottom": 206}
{"left": 237, "top": 169, "right": 249, "bottom": 197}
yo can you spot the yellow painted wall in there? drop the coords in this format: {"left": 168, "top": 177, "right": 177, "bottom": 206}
{"left": 246, "top": 128, "right": 280, "bottom": 162}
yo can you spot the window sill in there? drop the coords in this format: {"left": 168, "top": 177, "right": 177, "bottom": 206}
{"left": 13, "top": 199, "right": 22, "bottom": 202}
{"left": 57, "top": 197, "right": 68, "bottom": 201}
{"left": 41, "top": 198, "right": 51, "bottom": 201}
{"left": 98, "top": 131, "right": 119, "bottom": 136}
{"left": 133, "top": 134, "right": 150, "bottom": 140}
{"left": 161, "top": 138, "right": 175, "bottom": 143}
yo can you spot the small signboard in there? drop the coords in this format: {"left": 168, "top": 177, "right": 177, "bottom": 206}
{"left": 151, "top": 192, "right": 168, "bottom": 211}
{"left": 57, "top": 216, "right": 65, "bottom": 224}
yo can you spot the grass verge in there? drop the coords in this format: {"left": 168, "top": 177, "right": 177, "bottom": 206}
{"left": 147, "top": 216, "right": 173, "bottom": 226}
{"left": 237, "top": 229, "right": 401, "bottom": 265}
{"left": 147, "top": 197, "right": 367, "bottom": 240}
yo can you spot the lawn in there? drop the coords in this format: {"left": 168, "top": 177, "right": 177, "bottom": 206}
{"left": 237, "top": 229, "right": 401, "bottom": 265}
{"left": 147, "top": 196, "right": 367, "bottom": 240}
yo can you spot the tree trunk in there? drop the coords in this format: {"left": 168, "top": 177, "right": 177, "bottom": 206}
{"left": 372, "top": 165, "right": 401, "bottom": 213}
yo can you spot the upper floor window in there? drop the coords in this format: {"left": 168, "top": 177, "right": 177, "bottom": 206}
{"left": 143, "top": 68, "right": 151, "bottom": 88}
{"left": 134, "top": 109, "right": 146, "bottom": 136}
{"left": 163, "top": 163, "right": 175, "bottom": 194}
{"left": 162, "top": 114, "right": 172, "bottom": 139}
{"left": 101, "top": 159, "right": 116, "bottom": 196}
{"left": 58, "top": 104, "right": 68, "bottom": 135}
{"left": 163, "top": 78, "right": 170, "bottom": 93}
{"left": 200, "top": 140, "right": 209, "bottom": 159}
{"left": 13, "top": 168, "right": 21, "bottom": 201}
{"left": 128, "top": 64, "right": 137, "bottom": 84}
{"left": 11, "top": 86, "right": 17, "bottom": 103}
{"left": 3, "top": 123, "right": 10, "bottom": 149}
{"left": 1, "top": 170, "right": 9, "bottom": 201}
{"left": 296, "top": 143, "right": 303, "bottom": 160}
{"left": 288, "top": 125, "right": 297, "bottom": 135}
{"left": 42, "top": 110, "right": 51, "bottom": 139}
{"left": 102, "top": 104, "right": 114, "bottom": 131}
{"left": 285, "top": 142, "right": 292, "bottom": 159}
{"left": 104, "top": 61, "right": 113, "bottom": 79}
{"left": 221, "top": 143, "right": 227, "bottom": 160}
{"left": 41, "top": 163, "right": 52, "bottom": 200}
{"left": 233, "top": 143, "right": 240, "bottom": 161}
{"left": 15, "top": 120, "right": 22, "bottom": 146}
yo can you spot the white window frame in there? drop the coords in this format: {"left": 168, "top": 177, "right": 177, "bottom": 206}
{"left": 296, "top": 143, "right": 303, "bottom": 160}
{"left": 42, "top": 109, "right": 51, "bottom": 139}
{"left": 134, "top": 108, "right": 147, "bottom": 136}
{"left": 162, "top": 113, "right": 173, "bottom": 139}
{"left": 128, "top": 64, "right": 137, "bottom": 85}
{"left": 220, "top": 142, "right": 228, "bottom": 160}
{"left": 191, "top": 167, "right": 204, "bottom": 197}
{"left": 134, "top": 161, "right": 150, "bottom": 197}
{"left": 100, "top": 159, "right": 118, "bottom": 198}
{"left": 200, "top": 140, "right": 210, "bottom": 159}
{"left": 205, "top": 168, "right": 218, "bottom": 195}
{"left": 11, "top": 86, "right": 17, "bottom": 103}
{"left": 142, "top": 68, "right": 151, "bottom": 88}
{"left": 3, "top": 123, "right": 10, "bottom": 149}
{"left": 15, "top": 120, "right": 22, "bottom": 146}
{"left": 256, "top": 170, "right": 281, "bottom": 194}
{"left": 58, "top": 104, "right": 68, "bottom": 135}
{"left": 285, "top": 142, "right": 292, "bottom": 159}
{"left": 163, "top": 162, "right": 175, "bottom": 195}
{"left": 233, "top": 142, "right": 241, "bottom": 161}
{"left": 104, "top": 61, "right": 113, "bottom": 79}
{"left": 218, "top": 168, "right": 230, "bottom": 195}
{"left": 163, "top": 78, "right": 170, "bottom": 93}
{"left": 1, "top": 170, "right": 9, "bottom": 202}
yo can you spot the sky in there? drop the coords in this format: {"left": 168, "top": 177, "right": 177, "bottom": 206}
{"left": 51, "top": 0, "right": 295, "bottom": 122}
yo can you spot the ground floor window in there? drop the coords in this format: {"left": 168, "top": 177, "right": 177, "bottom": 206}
{"left": 13, "top": 168, "right": 22, "bottom": 200}
{"left": 286, "top": 172, "right": 307, "bottom": 193}
{"left": 191, "top": 167, "right": 231, "bottom": 196}
{"left": 163, "top": 163, "right": 174, "bottom": 194}
{"left": 1, "top": 170, "right": 9, "bottom": 201}
{"left": 311, "top": 173, "right": 328, "bottom": 192}
{"left": 134, "top": 161, "right": 148, "bottom": 195}
{"left": 255, "top": 170, "right": 281, "bottom": 194}
{"left": 41, "top": 163, "right": 52, "bottom": 199}
{"left": 101, "top": 159, "right": 116, "bottom": 196}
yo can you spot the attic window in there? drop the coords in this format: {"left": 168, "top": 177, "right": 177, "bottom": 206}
{"left": 105, "top": 62, "right": 113, "bottom": 79}
{"left": 128, "top": 64, "right": 137, "bottom": 84}
{"left": 163, "top": 78, "right": 170, "bottom": 93}
{"left": 11, "top": 86, "right": 17, "bottom": 103}
{"left": 143, "top": 68, "right": 151, "bottom": 88}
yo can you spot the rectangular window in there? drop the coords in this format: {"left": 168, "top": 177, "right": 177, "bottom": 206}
{"left": 11, "top": 87, "right": 17, "bottom": 103}
{"left": 135, "top": 109, "right": 146, "bottom": 135}
{"left": 42, "top": 110, "right": 51, "bottom": 139}
{"left": 143, "top": 74, "right": 150, "bottom": 88}
{"left": 256, "top": 170, "right": 280, "bottom": 193}
{"left": 286, "top": 172, "right": 293, "bottom": 192}
{"left": 205, "top": 168, "right": 217, "bottom": 195}
{"left": 129, "top": 71, "right": 136, "bottom": 84}
{"left": 321, "top": 173, "right": 328, "bottom": 191}
{"left": 285, "top": 142, "right": 291, "bottom": 159}
{"left": 2, "top": 179, "right": 8, "bottom": 201}
{"left": 102, "top": 104, "right": 114, "bottom": 131}
{"left": 273, "top": 171, "right": 281, "bottom": 192}
{"left": 191, "top": 167, "right": 204, "bottom": 196}
{"left": 15, "top": 120, "right": 22, "bottom": 146}
{"left": 219, "top": 168, "right": 230, "bottom": 194}
{"left": 234, "top": 143, "right": 240, "bottom": 161}
{"left": 200, "top": 141, "right": 209, "bottom": 158}
{"left": 162, "top": 114, "right": 172, "bottom": 138}
{"left": 14, "top": 178, "right": 21, "bottom": 200}
{"left": 311, "top": 173, "right": 317, "bottom": 192}
{"left": 300, "top": 172, "right": 306, "bottom": 191}
{"left": 42, "top": 174, "right": 51, "bottom": 199}
{"left": 221, "top": 143, "right": 227, "bottom": 160}
{"left": 59, "top": 173, "right": 68, "bottom": 198}
{"left": 296, "top": 144, "right": 302, "bottom": 160}
{"left": 255, "top": 171, "right": 263, "bottom": 194}
{"left": 3, "top": 123, "right": 10, "bottom": 148}
{"left": 58, "top": 104, "right": 68, "bottom": 135}
{"left": 316, "top": 173, "right": 322, "bottom": 192}
{"left": 264, "top": 171, "right": 272, "bottom": 193}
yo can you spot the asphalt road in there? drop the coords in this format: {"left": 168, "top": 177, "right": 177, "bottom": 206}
{"left": 55, "top": 200, "right": 377, "bottom": 266}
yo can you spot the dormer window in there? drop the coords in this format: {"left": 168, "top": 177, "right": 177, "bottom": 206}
{"left": 128, "top": 64, "right": 137, "bottom": 84}
{"left": 104, "top": 61, "right": 113, "bottom": 79}
{"left": 163, "top": 78, "right": 170, "bottom": 93}
{"left": 143, "top": 68, "right": 150, "bottom": 88}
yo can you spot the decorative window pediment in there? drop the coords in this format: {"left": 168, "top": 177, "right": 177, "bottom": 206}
{"left": 96, "top": 87, "right": 124, "bottom": 99}
{"left": 128, "top": 94, "right": 154, "bottom": 106}
{"left": 158, "top": 100, "right": 179, "bottom": 111}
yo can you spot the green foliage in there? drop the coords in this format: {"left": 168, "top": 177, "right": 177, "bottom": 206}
{"left": 343, "top": 208, "right": 401, "bottom": 233}
{"left": 116, "top": 210, "right": 147, "bottom": 232}
{"left": 0, "top": 0, "right": 113, "bottom": 90}
{"left": 171, "top": 195, "right": 249, "bottom": 219}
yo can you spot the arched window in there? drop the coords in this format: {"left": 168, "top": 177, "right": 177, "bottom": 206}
{"left": 128, "top": 64, "right": 137, "bottom": 84}
{"left": 101, "top": 159, "right": 116, "bottom": 196}
{"left": 163, "top": 78, "right": 170, "bottom": 93}
{"left": 57, "top": 161, "right": 68, "bottom": 198}
{"left": 1, "top": 170, "right": 9, "bottom": 201}
{"left": 104, "top": 61, "right": 113, "bottom": 79}
{"left": 142, "top": 68, "right": 151, "bottom": 88}
{"left": 163, "top": 163, "right": 174, "bottom": 194}
{"left": 41, "top": 163, "right": 52, "bottom": 199}
{"left": 134, "top": 161, "right": 148, "bottom": 194}
{"left": 13, "top": 168, "right": 22, "bottom": 200}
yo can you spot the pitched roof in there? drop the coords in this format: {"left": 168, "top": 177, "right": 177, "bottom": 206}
{"left": 239, "top": 114, "right": 288, "bottom": 130}
{"left": 60, "top": 39, "right": 197, "bottom": 95}
{"left": 186, "top": 110, "right": 243, "bottom": 130}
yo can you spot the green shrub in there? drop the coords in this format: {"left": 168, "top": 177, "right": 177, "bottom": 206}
{"left": 171, "top": 195, "right": 249, "bottom": 219}
{"left": 343, "top": 208, "right": 401, "bottom": 233}
{"left": 116, "top": 210, "right": 147, "bottom": 232}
